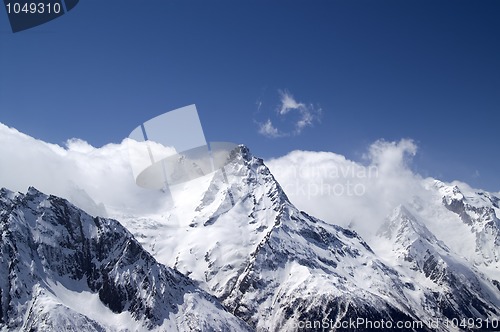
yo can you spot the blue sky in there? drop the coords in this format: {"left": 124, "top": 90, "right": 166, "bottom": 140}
{"left": 0, "top": 0, "right": 499, "bottom": 191}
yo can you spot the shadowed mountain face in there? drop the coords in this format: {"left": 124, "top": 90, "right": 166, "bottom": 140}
{"left": 0, "top": 187, "right": 250, "bottom": 332}
{"left": 1, "top": 146, "right": 499, "bottom": 331}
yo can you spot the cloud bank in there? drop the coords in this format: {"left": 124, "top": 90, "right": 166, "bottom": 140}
{"left": 266, "top": 139, "right": 428, "bottom": 239}
{"left": 0, "top": 123, "right": 167, "bottom": 218}
{"left": 2, "top": 123, "right": 483, "bottom": 242}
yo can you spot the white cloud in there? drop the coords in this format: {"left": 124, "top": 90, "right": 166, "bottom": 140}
{"left": 257, "top": 90, "right": 321, "bottom": 138}
{"left": 278, "top": 90, "right": 305, "bottom": 115}
{"left": 1, "top": 122, "right": 418, "bottom": 236}
{"left": 256, "top": 100, "right": 263, "bottom": 112}
{"left": 279, "top": 90, "right": 321, "bottom": 135}
{"left": 258, "top": 119, "right": 282, "bottom": 138}
{"left": 295, "top": 107, "right": 314, "bottom": 133}
{"left": 0, "top": 124, "right": 464, "bottom": 245}
{"left": 0, "top": 123, "right": 168, "bottom": 218}
{"left": 365, "top": 139, "right": 417, "bottom": 174}
{"left": 266, "top": 138, "right": 426, "bottom": 240}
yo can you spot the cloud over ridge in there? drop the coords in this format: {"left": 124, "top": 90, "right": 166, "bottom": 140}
{"left": 1, "top": 122, "right": 487, "bottom": 245}
{"left": 266, "top": 138, "right": 427, "bottom": 239}
{"left": 0, "top": 123, "right": 167, "bottom": 218}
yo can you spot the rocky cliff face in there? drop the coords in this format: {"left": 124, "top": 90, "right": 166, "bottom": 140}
{"left": 0, "top": 187, "right": 249, "bottom": 331}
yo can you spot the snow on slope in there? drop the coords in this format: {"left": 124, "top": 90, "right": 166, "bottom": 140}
{"left": 0, "top": 187, "right": 250, "bottom": 332}
{"left": 418, "top": 179, "right": 500, "bottom": 281}
{"left": 376, "top": 205, "right": 500, "bottom": 324}
{"left": 116, "top": 147, "right": 426, "bottom": 330}
{"left": 117, "top": 145, "right": 500, "bottom": 331}
{"left": 115, "top": 146, "right": 288, "bottom": 300}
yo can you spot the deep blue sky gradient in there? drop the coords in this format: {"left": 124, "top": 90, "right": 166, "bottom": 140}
{"left": 0, "top": 0, "right": 499, "bottom": 190}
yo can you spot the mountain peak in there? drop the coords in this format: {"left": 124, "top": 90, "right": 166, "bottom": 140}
{"left": 377, "top": 204, "right": 445, "bottom": 255}
{"left": 228, "top": 144, "right": 264, "bottom": 166}
{"left": 0, "top": 187, "right": 15, "bottom": 200}
{"left": 390, "top": 204, "right": 412, "bottom": 219}
{"left": 26, "top": 186, "right": 45, "bottom": 197}
{"left": 380, "top": 205, "right": 422, "bottom": 238}
{"left": 234, "top": 144, "right": 251, "bottom": 158}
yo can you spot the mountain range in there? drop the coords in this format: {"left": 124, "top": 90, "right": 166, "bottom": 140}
{"left": 1, "top": 145, "right": 499, "bottom": 331}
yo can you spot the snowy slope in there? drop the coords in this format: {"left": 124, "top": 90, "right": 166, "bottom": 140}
{"left": 116, "top": 146, "right": 289, "bottom": 301}
{"left": 222, "top": 204, "right": 426, "bottom": 331}
{"left": 376, "top": 205, "right": 500, "bottom": 324}
{"left": 437, "top": 181, "right": 500, "bottom": 270}
{"left": 118, "top": 147, "right": 423, "bottom": 330}
{"left": 0, "top": 187, "right": 250, "bottom": 332}
{"left": 117, "top": 146, "right": 500, "bottom": 331}
{"left": 411, "top": 179, "right": 500, "bottom": 282}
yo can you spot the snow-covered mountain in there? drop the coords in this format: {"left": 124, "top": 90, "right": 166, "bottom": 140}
{"left": 0, "top": 187, "right": 250, "bottom": 331}
{"left": 437, "top": 181, "right": 500, "bottom": 272}
{"left": 377, "top": 205, "right": 499, "bottom": 324}
{"left": 1, "top": 143, "right": 499, "bottom": 331}
{"left": 116, "top": 146, "right": 500, "bottom": 331}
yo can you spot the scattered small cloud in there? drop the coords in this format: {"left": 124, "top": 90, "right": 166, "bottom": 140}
{"left": 278, "top": 90, "right": 322, "bottom": 135}
{"left": 256, "top": 100, "right": 263, "bottom": 113}
{"left": 278, "top": 90, "right": 304, "bottom": 115}
{"left": 258, "top": 119, "right": 282, "bottom": 138}
{"left": 256, "top": 89, "right": 321, "bottom": 138}
{"left": 472, "top": 169, "right": 480, "bottom": 178}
